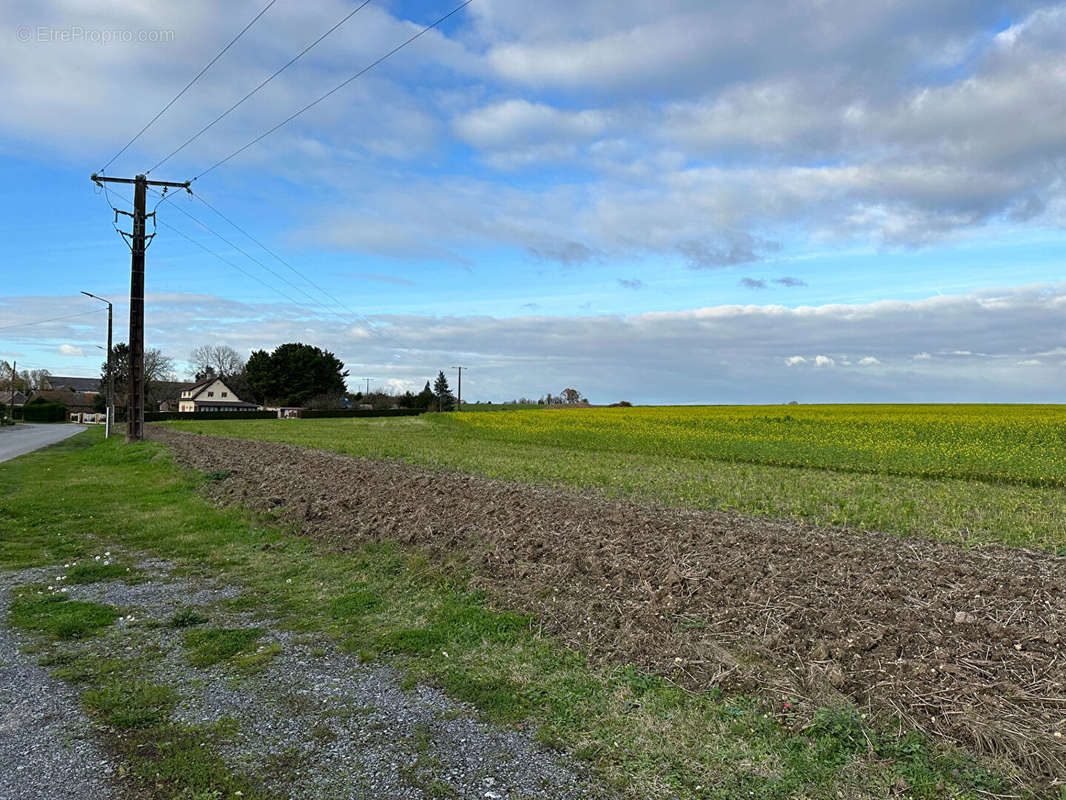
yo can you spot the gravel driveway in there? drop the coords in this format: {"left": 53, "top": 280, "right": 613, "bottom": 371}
{"left": 0, "top": 570, "right": 116, "bottom": 800}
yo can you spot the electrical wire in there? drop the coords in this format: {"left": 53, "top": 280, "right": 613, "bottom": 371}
{"left": 147, "top": 0, "right": 375, "bottom": 175}
{"left": 156, "top": 217, "right": 316, "bottom": 310}
{"left": 191, "top": 0, "right": 473, "bottom": 181}
{"left": 0, "top": 309, "right": 105, "bottom": 332}
{"left": 102, "top": 187, "right": 315, "bottom": 314}
{"left": 146, "top": 187, "right": 353, "bottom": 322}
{"left": 99, "top": 0, "right": 279, "bottom": 173}
{"left": 191, "top": 191, "right": 380, "bottom": 335}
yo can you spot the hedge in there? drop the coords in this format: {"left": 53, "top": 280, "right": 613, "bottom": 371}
{"left": 144, "top": 408, "right": 424, "bottom": 422}
{"left": 300, "top": 408, "right": 423, "bottom": 419}
{"left": 144, "top": 410, "right": 277, "bottom": 422}
{"left": 22, "top": 402, "right": 68, "bottom": 422}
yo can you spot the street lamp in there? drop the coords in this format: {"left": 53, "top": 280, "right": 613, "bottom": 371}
{"left": 81, "top": 291, "right": 113, "bottom": 438}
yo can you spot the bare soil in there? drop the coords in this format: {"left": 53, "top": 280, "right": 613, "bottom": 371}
{"left": 152, "top": 427, "right": 1066, "bottom": 783}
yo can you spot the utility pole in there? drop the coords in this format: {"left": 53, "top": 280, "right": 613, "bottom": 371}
{"left": 8, "top": 360, "right": 14, "bottom": 421}
{"left": 91, "top": 173, "right": 189, "bottom": 441}
{"left": 81, "top": 291, "right": 113, "bottom": 438}
{"left": 451, "top": 366, "right": 465, "bottom": 412}
{"left": 362, "top": 377, "right": 373, "bottom": 396}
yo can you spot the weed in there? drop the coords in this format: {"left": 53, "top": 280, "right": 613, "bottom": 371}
{"left": 168, "top": 608, "right": 210, "bottom": 628}
{"left": 84, "top": 681, "right": 178, "bottom": 728}
{"left": 182, "top": 628, "right": 263, "bottom": 667}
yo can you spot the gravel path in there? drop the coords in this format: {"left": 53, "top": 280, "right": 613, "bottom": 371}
{"left": 3, "top": 558, "right": 607, "bottom": 800}
{"left": 0, "top": 570, "right": 116, "bottom": 800}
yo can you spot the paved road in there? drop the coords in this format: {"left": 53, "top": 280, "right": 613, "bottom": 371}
{"left": 0, "top": 424, "right": 87, "bottom": 464}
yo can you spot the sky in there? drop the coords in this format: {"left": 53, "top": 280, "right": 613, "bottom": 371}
{"left": 1, "top": 0, "right": 1064, "bottom": 404}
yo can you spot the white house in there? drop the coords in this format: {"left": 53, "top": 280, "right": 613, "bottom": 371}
{"left": 177, "top": 377, "right": 258, "bottom": 413}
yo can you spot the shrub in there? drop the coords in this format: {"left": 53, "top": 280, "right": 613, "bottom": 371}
{"left": 22, "top": 402, "right": 67, "bottom": 422}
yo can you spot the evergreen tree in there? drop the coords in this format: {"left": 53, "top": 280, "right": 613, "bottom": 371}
{"left": 433, "top": 370, "right": 455, "bottom": 412}
{"left": 415, "top": 381, "right": 435, "bottom": 410}
{"left": 244, "top": 343, "right": 348, "bottom": 406}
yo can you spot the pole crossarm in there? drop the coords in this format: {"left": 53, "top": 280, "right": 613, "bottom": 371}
{"left": 92, "top": 173, "right": 192, "bottom": 191}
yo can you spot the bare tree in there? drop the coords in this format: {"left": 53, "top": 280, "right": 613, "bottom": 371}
{"left": 20, "top": 368, "right": 51, "bottom": 391}
{"left": 144, "top": 348, "right": 176, "bottom": 384}
{"left": 189, "top": 344, "right": 245, "bottom": 380}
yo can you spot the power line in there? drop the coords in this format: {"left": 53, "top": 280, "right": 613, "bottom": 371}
{"left": 148, "top": 0, "right": 375, "bottom": 175}
{"left": 156, "top": 216, "right": 316, "bottom": 310}
{"left": 99, "top": 0, "right": 279, "bottom": 173}
{"left": 104, "top": 187, "right": 312, "bottom": 312}
{"left": 146, "top": 187, "right": 358, "bottom": 324}
{"left": 190, "top": 191, "right": 380, "bottom": 335}
{"left": 192, "top": 0, "right": 474, "bottom": 181}
{"left": 0, "top": 309, "right": 105, "bottom": 332}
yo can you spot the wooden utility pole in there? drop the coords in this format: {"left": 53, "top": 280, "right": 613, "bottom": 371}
{"left": 90, "top": 173, "right": 189, "bottom": 441}
{"left": 451, "top": 365, "right": 465, "bottom": 412}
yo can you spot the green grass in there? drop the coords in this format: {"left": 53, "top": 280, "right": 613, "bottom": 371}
{"left": 8, "top": 589, "right": 119, "bottom": 639}
{"left": 165, "top": 411, "right": 1066, "bottom": 551}
{"left": 67, "top": 561, "right": 135, "bottom": 584}
{"left": 0, "top": 429, "right": 1022, "bottom": 799}
{"left": 169, "top": 608, "right": 210, "bottom": 628}
{"left": 182, "top": 627, "right": 263, "bottom": 667}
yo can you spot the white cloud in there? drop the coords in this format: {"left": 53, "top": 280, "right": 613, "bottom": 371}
{"left": 858, "top": 356, "right": 880, "bottom": 365}
{"left": 57, "top": 344, "right": 84, "bottom": 356}
{"left": 913, "top": 352, "right": 932, "bottom": 360}
{"left": 8, "top": 282, "right": 1060, "bottom": 404}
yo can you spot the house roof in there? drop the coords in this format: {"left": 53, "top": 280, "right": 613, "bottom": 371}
{"left": 181, "top": 376, "right": 222, "bottom": 399}
{"left": 192, "top": 398, "right": 258, "bottom": 409}
{"left": 29, "top": 390, "right": 96, "bottom": 408}
{"left": 148, "top": 380, "right": 188, "bottom": 404}
{"left": 0, "top": 390, "right": 27, "bottom": 406}
{"left": 45, "top": 376, "right": 100, "bottom": 393}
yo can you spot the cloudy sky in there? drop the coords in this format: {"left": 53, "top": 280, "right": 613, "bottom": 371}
{"left": 1, "top": 0, "right": 1064, "bottom": 403}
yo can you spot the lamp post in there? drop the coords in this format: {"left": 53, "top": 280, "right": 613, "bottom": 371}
{"left": 81, "top": 291, "right": 113, "bottom": 438}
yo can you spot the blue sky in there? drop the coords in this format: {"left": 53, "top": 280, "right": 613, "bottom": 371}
{"left": 1, "top": 0, "right": 1065, "bottom": 403}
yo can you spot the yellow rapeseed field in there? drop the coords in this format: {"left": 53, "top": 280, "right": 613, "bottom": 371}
{"left": 440, "top": 404, "right": 1066, "bottom": 487}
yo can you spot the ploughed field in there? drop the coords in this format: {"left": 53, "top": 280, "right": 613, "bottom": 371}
{"left": 162, "top": 405, "right": 1066, "bottom": 789}
{"left": 167, "top": 404, "right": 1066, "bottom": 550}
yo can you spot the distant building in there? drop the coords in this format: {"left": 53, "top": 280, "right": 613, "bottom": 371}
{"left": 177, "top": 377, "right": 258, "bottom": 412}
{"left": 0, "top": 390, "right": 27, "bottom": 408}
{"left": 44, "top": 376, "right": 100, "bottom": 394}
{"left": 29, "top": 389, "right": 96, "bottom": 414}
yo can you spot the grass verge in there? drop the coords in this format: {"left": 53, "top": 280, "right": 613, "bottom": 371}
{"left": 0, "top": 428, "right": 1024, "bottom": 799}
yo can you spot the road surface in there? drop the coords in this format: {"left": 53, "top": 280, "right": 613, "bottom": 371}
{"left": 0, "top": 424, "right": 87, "bottom": 464}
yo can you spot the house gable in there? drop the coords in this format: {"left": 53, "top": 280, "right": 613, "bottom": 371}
{"left": 177, "top": 377, "right": 251, "bottom": 412}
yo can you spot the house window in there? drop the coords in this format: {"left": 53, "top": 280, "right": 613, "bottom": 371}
{"left": 221, "top": 392, "right": 228, "bottom": 397}
{"left": 207, "top": 391, "right": 214, "bottom": 397}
